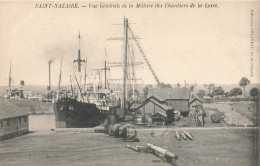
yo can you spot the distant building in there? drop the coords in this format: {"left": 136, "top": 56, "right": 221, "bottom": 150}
{"left": 0, "top": 100, "right": 29, "bottom": 140}
{"left": 148, "top": 88, "right": 190, "bottom": 116}
{"left": 28, "top": 96, "right": 43, "bottom": 101}
{"left": 203, "top": 96, "right": 214, "bottom": 103}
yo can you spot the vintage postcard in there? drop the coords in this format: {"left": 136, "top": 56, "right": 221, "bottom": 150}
{"left": 0, "top": 0, "right": 259, "bottom": 166}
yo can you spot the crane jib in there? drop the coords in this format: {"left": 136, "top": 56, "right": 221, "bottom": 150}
{"left": 128, "top": 26, "right": 160, "bottom": 86}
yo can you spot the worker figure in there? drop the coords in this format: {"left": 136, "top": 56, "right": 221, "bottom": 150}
{"left": 189, "top": 106, "right": 197, "bottom": 126}
{"left": 201, "top": 108, "right": 206, "bottom": 126}
{"left": 188, "top": 108, "right": 193, "bottom": 125}
{"left": 194, "top": 108, "right": 199, "bottom": 127}
{"left": 197, "top": 105, "right": 206, "bottom": 126}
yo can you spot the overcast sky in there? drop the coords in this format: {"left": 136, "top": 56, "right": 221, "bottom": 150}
{"left": 0, "top": 1, "right": 259, "bottom": 87}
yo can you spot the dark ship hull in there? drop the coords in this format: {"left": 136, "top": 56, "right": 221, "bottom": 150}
{"left": 54, "top": 97, "right": 114, "bottom": 128}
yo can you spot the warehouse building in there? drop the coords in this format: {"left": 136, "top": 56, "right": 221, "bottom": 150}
{"left": 148, "top": 88, "right": 190, "bottom": 116}
{"left": 132, "top": 96, "right": 174, "bottom": 125}
{"left": 0, "top": 100, "right": 29, "bottom": 140}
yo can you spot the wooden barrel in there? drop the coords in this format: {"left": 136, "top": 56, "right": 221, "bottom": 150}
{"left": 120, "top": 124, "right": 137, "bottom": 141}
{"left": 111, "top": 123, "right": 121, "bottom": 137}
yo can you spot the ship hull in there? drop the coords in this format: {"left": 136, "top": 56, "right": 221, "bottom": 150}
{"left": 54, "top": 97, "right": 114, "bottom": 128}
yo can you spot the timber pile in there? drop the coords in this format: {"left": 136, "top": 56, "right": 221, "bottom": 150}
{"left": 206, "top": 103, "right": 253, "bottom": 126}
{"left": 126, "top": 143, "right": 178, "bottom": 165}
{"left": 176, "top": 130, "right": 193, "bottom": 141}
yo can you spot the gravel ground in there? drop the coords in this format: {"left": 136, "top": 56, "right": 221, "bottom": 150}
{"left": 204, "top": 103, "right": 255, "bottom": 126}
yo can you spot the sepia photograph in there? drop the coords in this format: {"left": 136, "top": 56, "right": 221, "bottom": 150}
{"left": 0, "top": 0, "right": 260, "bottom": 165}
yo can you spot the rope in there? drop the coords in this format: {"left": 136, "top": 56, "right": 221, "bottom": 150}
{"left": 155, "top": 125, "right": 170, "bottom": 144}
{"left": 136, "top": 126, "right": 171, "bottom": 145}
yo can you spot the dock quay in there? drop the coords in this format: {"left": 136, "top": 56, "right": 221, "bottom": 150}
{"left": 0, "top": 126, "right": 258, "bottom": 166}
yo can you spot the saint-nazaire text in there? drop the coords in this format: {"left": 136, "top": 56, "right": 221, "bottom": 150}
{"left": 35, "top": 3, "right": 79, "bottom": 8}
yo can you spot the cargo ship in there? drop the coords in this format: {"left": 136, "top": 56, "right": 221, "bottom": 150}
{"left": 54, "top": 32, "right": 121, "bottom": 128}
{"left": 54, "top": 84, "right": 121, "bottom": 127}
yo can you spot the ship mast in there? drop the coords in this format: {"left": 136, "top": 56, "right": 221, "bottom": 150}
{"left": 99, "top": 48, "right": 108, "bottom": 90}
{"left": 74, "top": 32, "right": 85, "bottom": 73}
{"left": 74, "top": 32, "right": 86, "bottom": 101}
{"left": 70, "top": 75, "right": 74, "bottom": 97}
{"left": 101, "top": 60, "right": 110, "bottom": 90}
{"left": 123, "top": 18, "right": 128, "bottom": 115}
{"left": 84, "top": 58, "right": 87, "bottom": 91}
{"left": 56, "top": 56, "right": 63, "bottom": 100}
{"left": 8, "top": 60, "right": 12, "bottom": 99}
{"left": 105, "top": 60, "right": 107, "bottom": 89}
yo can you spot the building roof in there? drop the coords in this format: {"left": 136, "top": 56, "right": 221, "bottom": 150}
{"left": 189, "top": 97, "right": 203, "bottom": 104}
{"left": 0, "top": 100, "right": 28, "bottom": 119}
{"left": 151, "top": 112, "right": 167, "bottom": 118}
{"left": 135, "top": 96, "right": 173, "bottom": 111}
{"left": 150, "top": 98, "right": 172, "bottom": 110}
{"left": 148, "top": 88, "right": 190, "bottom": 101}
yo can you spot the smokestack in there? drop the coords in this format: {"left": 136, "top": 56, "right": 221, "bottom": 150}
{"left": 48, "top": 58, "right": 54, "bottom": 91}
{"left": 49, "top": 62, "right": 51, "bottom": 91}
{"left": 19, "top": 80, "right": 24, "bottom": 98}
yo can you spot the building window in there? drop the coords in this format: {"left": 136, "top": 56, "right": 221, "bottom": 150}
{"left": 0, "top": 120, "right": 4, "bottom": 127}
{"left": 24, "top": 116, "right": 27, "bottom": 123}
{"left": 19, "top": 117, "right": 22, "bottom": 123}
{"left": 7, "top": 119, "right": 10, "bottom": 126}
{"left": 13, "top": 119, "right": 16, "bottom": 125}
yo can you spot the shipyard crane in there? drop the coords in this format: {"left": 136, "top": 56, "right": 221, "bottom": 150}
{"left": 128, "top": 26, "right": 160, "bottom": 86}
